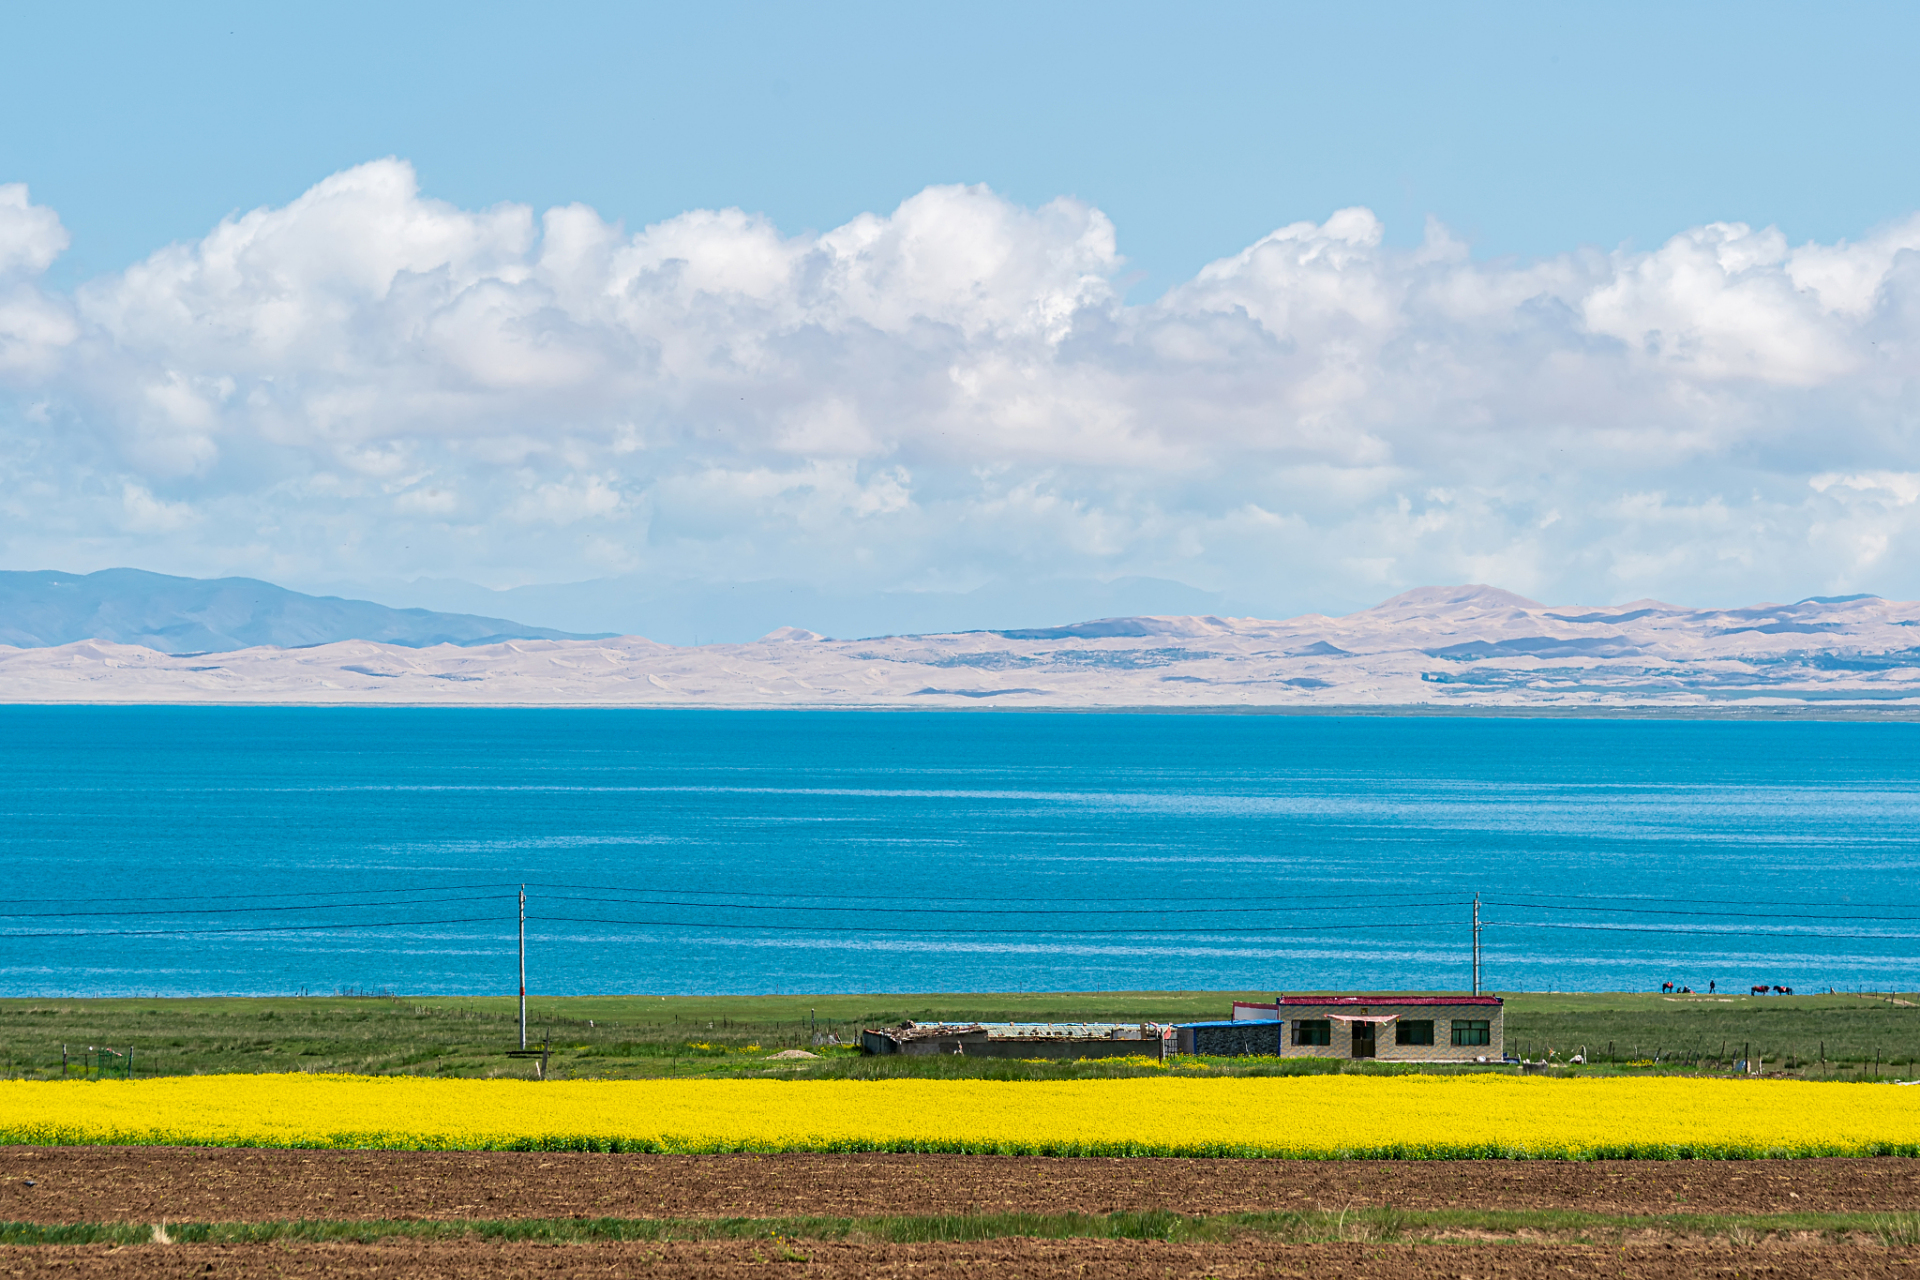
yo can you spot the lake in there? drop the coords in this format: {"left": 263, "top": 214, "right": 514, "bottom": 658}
{"left": 3, "top": 707, "right": 1917, "bottom": 997}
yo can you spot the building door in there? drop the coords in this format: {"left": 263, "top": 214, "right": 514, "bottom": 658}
{"left": 1350, "top": 1020, "right": 1376, "bottom": 1059}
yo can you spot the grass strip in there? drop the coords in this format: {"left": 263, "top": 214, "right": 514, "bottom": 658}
{"left": 5, "top": 1208, "right": 1920, "bottom": 1248}
{"left": 9, "top": 990, "right": 1919, "bottom": 1085}
{"left": 10, "top": 1131, "right": 1918, "bottom": 1159}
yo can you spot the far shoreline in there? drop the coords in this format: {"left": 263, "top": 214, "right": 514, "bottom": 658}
{"left": 3, "top": 700, "right": 1920, "bottom": 721}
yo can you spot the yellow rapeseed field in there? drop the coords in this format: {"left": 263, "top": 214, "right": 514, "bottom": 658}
{"left": 1, "top": 1074, "right": 1914, "bottom": 1158}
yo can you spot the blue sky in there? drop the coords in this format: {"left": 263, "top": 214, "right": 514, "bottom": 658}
{"left": 2, "top": 2, "right": 1920, "bottom": 636}
{"left": 12, "top": 2, "right": 1918, "bottom": 288}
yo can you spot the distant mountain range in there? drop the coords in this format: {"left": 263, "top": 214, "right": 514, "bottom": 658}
{"left": 3, "top": 580, "right": 1918, "bottom": 708}
{"left": 318, "top": 572, "right": 1242, "bottom": 647}
{"left": 0, "top": 569, "right": 611, "bottom": 654}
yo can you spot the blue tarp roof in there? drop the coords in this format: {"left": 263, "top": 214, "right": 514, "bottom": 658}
{"left": 1176, "top": 1019, "right": 1281, "bottom": 1029}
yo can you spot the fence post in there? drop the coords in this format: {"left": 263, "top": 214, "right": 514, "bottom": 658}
{"left": 519, "top": 886, "right": 527, "bottom": 1051}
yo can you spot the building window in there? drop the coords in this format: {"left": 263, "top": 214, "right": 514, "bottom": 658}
{"left": 1292, "top": 1019, "right": 1331, "bottom": 1046}
{"left": 1451, "top": 1019, "right": 1491, "bottom": 1046}
{"left": 1396, "top": 1019, "right": 1435, "bottom": 1046}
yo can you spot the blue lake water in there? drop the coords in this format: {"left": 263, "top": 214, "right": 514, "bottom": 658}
{"left": 3, "top": 707, "right": 1919, "bottom": 998}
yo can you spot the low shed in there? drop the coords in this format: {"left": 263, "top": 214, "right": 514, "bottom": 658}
{"left": 862, "top": 1022, "right": 1171, "bottom": 1059}
{"left": 1172, "top": 1020, "right": 1282, "bottom": 1056}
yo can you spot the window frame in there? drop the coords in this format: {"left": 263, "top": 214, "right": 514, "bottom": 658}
{"left": 1450, "top": 1019, "right": 1491, "bottom": 1046}
{"left": 1292, "top": 1018, "right": 1332, "bottom": 1046}
{"left": 1395, "top": 1019, "right": 1435, "bottom": 1046}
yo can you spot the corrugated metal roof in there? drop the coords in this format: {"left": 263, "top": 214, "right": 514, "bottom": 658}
{"left": 873, "top": 1021, "right": 1170, "bottom": 1041}
{"left": 1280, "top": 995, "right": 1502, "bottom": 1007}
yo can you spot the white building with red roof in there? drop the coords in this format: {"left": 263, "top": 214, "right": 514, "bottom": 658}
{"left": 1174, "top": 994, "right": 1504, "bottom": 1061}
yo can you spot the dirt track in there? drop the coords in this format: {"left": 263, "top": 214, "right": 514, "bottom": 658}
{"left": 6, "top": 1149, "right": 1920, "bottom": 1221}
{"left": 2, "top": 1239, "right": 1916, "bottom": 1279}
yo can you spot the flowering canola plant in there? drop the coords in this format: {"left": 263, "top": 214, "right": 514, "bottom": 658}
{"left": 2, "top": 1074, "right": 1916, "bottom": 1158}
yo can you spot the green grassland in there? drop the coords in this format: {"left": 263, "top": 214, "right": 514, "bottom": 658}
{"left": 1, "top": 989, "right": 1918, "bottom": 1081}
{"left": 1505, "top": 990, "right": 1920, "bottom": 1073}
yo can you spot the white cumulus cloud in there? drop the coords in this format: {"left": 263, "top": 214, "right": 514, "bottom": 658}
{"left": 0, "top": 184, "right": 77, "bottom": 376}
{"left": 2, "top": 158, "right": 1919, "bottom": 618}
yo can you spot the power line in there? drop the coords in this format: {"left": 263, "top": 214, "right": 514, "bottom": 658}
{"left": 1487, "top": 899, "right": 1920, "bottom": 923}
{"left": 17, "top": 877, "right": 1919, "bottom": 919}
{"left": 1482, "top": 889, "right": 1920, "bottom": 911}
{"left": 528, "top": 881, "right": 1469, "bottom": 906}
{"left": 11, "top": 881, "right": 1920, "bottom": 954}
{"left": 0, "top": 916, "right": 500, "bottom": 941}
{"left": 533, "top": 892, "right": 1467, "bottom": 918}
{"left": 1485, "top": 919, "right": 1920, "bottom": 943}
{"left": 0, "top": 894, "right": 513, "bottom": 921}
{"left": 530, "top": 913, "right": 1464, "bottom": 937}
{"left": 532, "top": 882, "right": 1920, "bottom": 919}
{"left": 1, "top": 879, "right": 1470, "bottom": 911}
{"left": 6, "top": 881, "right": 517, "bottom": 907}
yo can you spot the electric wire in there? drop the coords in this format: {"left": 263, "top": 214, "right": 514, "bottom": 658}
{"left": 0, "top": 893, "right": 513, "bottom": 920}
{"left": 529, "top": 913, "right": 1465, "bottom": 937}
{"left": 1484, "top": 919, "right": 1920, "bottom": 942}
{"left": 14, "top": 881, "right": 1920, "bottom": 952}
{"left": 1486, "top": 899, "right": 1920, "bottom": 923}
{"left": 0, "top": 916, "right": 500, "bottom": 941}
{"left": 532, "top": 892, "right": 1469, "bottom": 918}
{"left": 21, "top": 879, "right": 1919, "bottom": 921}
{"left": 1479, "top": 888, "right": 1920, "bottom": 911}
{"left": 527, "top": 881, "right": 1469, "bottom": 905}
{"left": 7, "top": 881, "right": 519, "bottom": 907}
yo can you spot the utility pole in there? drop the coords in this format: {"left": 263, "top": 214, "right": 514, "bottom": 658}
{"left": 522, "top": 886, "right": 529, "bottom": 1059}
{"left": 1472, "top": 894, "right": 1482, "bottom": 996}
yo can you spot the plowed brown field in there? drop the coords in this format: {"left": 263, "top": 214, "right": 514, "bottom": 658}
{"left": 8, "top": 1151, "right": 1920, "bottom": 1278}
{"left": 2, "top": 1238, "right": 1916, "bottom": 1279}
{"left": 5, "top": 1148, "right": 1920, "bottom": 1221}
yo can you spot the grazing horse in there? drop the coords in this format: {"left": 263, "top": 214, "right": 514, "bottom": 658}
{"left": 1752, "top": 984, "right": 1770, "bottom": 996}
{"left": 1776, "top": 986, "right": 1793, "bottom": 995}
{"left": 1662, "top": 982, "right": 1674, "bottom": 993}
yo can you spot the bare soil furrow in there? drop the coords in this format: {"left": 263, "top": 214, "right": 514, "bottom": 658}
{"left": 5, "top": 1149, "right": 1920, "bottom": 1222}
{"left": 4, "top": 1238, "right": 1918, "bottom": 1280}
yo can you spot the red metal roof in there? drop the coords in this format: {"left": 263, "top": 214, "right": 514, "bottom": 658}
{"left": 1279, "top": 995, "right": 1502, "bottom": 1007}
